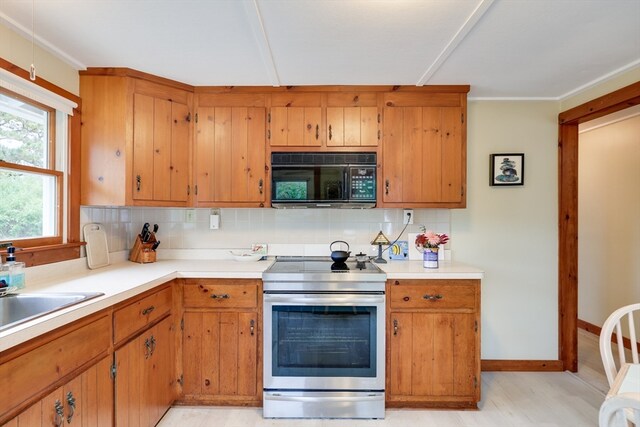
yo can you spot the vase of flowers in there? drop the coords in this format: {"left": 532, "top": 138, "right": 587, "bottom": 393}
{"left": 415, "top": 227, "right": 449, "bottom": 269}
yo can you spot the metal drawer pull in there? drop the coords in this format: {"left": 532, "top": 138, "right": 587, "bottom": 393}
{"left": 150, "top": 335, "right": 156, "bottom": 356}
{"left": 250, "top": 319, "right": 255, "bottom": 336}
{"left": 423, "top": 294, "right": 443, "bottom": 301}
{"left": 144, "top": 337, "right": 151, "bottom": 359}
{"left": 211, "top": 293, "right": 230, "bottom": 299}
{"left": 141, "top": 305, "right": 155, "bottom": 315}
{"left": 66, "top": 391, "right": 76, "bottom": 424}
{"left": 393, "top": 319, "right": 398, "bottom": 336}
{"left": 54, "top": 400, "right": 64, "bottom": 427}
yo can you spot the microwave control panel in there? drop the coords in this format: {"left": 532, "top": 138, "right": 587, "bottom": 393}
{"left": 349, "top": 167, "right": 376, "bottom": 200}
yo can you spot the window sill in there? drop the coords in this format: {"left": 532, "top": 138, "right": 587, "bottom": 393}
{"left": 1, "top": 242, "right": 85, "bottom": 267}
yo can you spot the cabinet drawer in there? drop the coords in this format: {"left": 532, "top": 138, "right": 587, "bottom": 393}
{"left": 183, "top": 280, "right": 258, "bottom": 309}
{"left": 389, "top": 281, "right": 476, "bottom": 310}
{"left": 113, "top": 286, "right": 172, "bottom": 344}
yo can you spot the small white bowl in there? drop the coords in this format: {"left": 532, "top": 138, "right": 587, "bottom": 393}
{"left": 229, "top": 250, "right": 263, "bottom": 262}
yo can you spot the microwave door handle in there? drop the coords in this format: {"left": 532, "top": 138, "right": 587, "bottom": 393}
{"left": 343, "top": 169, "right": 349, "bottom": 201}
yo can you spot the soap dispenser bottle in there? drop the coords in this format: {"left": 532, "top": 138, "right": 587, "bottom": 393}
{"left": 0, "top": 252, "right": 8, "bottom": 288}
{"left": 5, "top": 246, "right": 25, "bottom": 289}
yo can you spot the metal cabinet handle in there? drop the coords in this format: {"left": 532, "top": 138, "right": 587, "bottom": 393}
{"left": 328, "top": 124, "right": 333, "bottom": 140}
{"left": 187, "top": 184, "right": 191, "bottom": 196}
{"left": 136, "top": 175, "right": 141, "bottom": 192}
{"left": 423, "top": 294, "right": 443, "bottom": 301}
{"left": 315, "top": 124, "right": 319, "bottom": 140}
{"left": 150, "top": 335, "right": 156, "bottom": 356}
{"left": 54, "top": 400, "right": 64, "bottom": 427}
{"left": 259, "top": 179, "right": 264, "bottom": 194}
{"left": 66, "top": 391, "right": 76, "bottom": 424}
{"left": 141, "top": 305, "right": 155, "bottom": 316}
{"left": 385, "top": 179, "right": 389, "bottom": 195}
{"left": 211, "top": 293, "right": 230, "bottom": 300}
{"left": 250, "top": 319, "right": 255, "bottom": 336}
{"left": 144, "top": 337, "right": 151, "bottom": 359}
{"left": 393, "top": 319, "right": 398, "bottom": 336}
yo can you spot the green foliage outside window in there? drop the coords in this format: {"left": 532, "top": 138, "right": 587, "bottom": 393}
{"left": 0, "top": 104, "right": 51, "bottom": 240}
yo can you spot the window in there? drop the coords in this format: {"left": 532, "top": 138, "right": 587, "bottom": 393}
{"left": 0, "top": 88, "right": 62, "bottom": 246}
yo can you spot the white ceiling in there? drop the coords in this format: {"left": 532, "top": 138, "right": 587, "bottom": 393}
{"left": 0, "top": 0, "right": 639, "bottom": 98}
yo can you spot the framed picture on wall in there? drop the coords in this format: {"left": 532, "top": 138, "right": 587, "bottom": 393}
{"left": 490, "top": 153, "right": 524, "bottom": 186}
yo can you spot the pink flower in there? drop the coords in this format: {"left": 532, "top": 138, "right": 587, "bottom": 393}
{"left": 415, "top": 228, "right": 449, "bottom": 249}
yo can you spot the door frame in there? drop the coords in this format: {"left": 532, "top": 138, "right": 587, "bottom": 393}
{"left": 557, "top": 81, "right": 640, "bottom": 371}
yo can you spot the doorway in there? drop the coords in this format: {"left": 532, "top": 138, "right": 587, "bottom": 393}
{"left": 557, "top": 81, "right": 640, "bottom": 372}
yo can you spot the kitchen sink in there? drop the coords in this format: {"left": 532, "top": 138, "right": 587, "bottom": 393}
{"left": 0, "top": 292, "right": 104, "bottom": 332}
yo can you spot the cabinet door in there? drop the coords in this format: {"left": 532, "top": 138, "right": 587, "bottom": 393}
{"left": 133, "top": 93, "right": 191, "bottom": 203}
{"left": 381, "top": 107, "right": 404, "bottom": 203}
{"left": 327, "top": 107, "right": 379, "bottom": 147}
{"left": 183, "top": 311, "right": 258, "bottom": 400}
{"left": 115, "top": 316, "right": 174, "bottom": 427}
{"left": 4, "top": 357, "right": 113, "bottom": 427}
{"left": 170, "top": 101, "right": 191, "bottom": 202}
{"left": 195, "top": 107, "right": 266, "bottom": 204}
{"left": 382, "top": 107, "right": 463, "bottom": 204}
{"left": 388, "top": 312, "right": 477, "bottom": 398}
{"left": 132, "top": 93, "right": 155, "bottom": 201}
{"left": 269, "top": 107, "right": 321, "bottom": 147}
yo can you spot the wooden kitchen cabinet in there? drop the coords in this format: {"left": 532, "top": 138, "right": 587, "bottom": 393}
{"left": 386, "top": 279, "right": 480, "bottom": 409}
{"left": 80, "top": 70, "right": 193, "bottom": 206}
{"left": 269, "top": 106, "right": 322, "bottom": 147}
{"left": 194, "top": 107, "right": 266, "bottom": 206}
{"left": 326, "top": 107, "right": 379, "bottom": 147}
{"left": 114, "top": 315, "right": 175, "bottom": 427}
{"left": 181, "top": 279, "right": 261, "bottom": 406}
{"left": 381, "top": 98, "right": 467, "bottom": 208}
{"left": 3, "top": 357, "right": 113, "bottom": 427}
{"left": 0, "top": 312, "right": 112, "bottom": 425}
{"left": 112, "top": 283, "right": 176, "bottom": 427}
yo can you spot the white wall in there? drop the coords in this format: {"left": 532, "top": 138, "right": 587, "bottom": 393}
{"left": 452, "top": 101, "right": 560, "bottom": 360}
{"left": 578, "top": 115, "right": 640, "bottom": 327}
{"left": 0, "top": 23, "right": 79, "bottom": 95}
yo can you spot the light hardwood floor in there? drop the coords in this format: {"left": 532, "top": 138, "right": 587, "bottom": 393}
{"left": 158, "top": 330, "right": 609, "bottom": 427}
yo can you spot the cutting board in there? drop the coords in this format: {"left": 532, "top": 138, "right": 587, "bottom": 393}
{"left": 83, "top": 223, "right": 110, "bottom": 269}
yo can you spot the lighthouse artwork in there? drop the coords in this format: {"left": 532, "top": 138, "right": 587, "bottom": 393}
{"left": 490, "top": 153, "right": 525, "bottom": 186}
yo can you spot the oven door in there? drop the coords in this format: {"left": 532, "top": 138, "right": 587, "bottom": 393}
{"left": 263, "top": 292, "right": 385, "bottom": 391}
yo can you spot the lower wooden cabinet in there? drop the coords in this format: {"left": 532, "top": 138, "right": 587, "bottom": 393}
{"left": 115, "top": 315, "right": 175, "bottom": 427}
{"left": 386, "top": 279, "right": 481, "bottom": 408}
{"left": 3, "top": 356, "right": 113, "bottom": 427}
{"left": 181, "top": 279, "right": 261, "bottom": 405}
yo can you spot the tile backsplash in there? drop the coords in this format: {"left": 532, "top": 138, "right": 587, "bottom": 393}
{"left": 80, "top": 207, "right": 451, "bottom": 255}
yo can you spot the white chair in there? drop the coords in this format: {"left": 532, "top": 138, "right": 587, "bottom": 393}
{"left": 600, "top": 303, "right": 640, "bottom": 387}
{"left": 599, "top": 392, "right": 640, "bottom": 427}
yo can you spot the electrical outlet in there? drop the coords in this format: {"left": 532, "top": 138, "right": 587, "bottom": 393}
{"left": 185, "top": 209, "right": 196, "bottom": 223}
{"left": 403, "top": 209, "right": 414, "bottom": 225}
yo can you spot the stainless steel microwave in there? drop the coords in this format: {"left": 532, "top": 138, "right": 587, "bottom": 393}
{"left": 270, "top": 152, "right": 377, "bottom": 208}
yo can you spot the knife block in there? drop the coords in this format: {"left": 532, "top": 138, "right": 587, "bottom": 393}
{"left": 129, "top": 234, "right": 157, "bottom": 264}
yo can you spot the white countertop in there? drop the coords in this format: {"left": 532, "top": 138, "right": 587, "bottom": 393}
{"left": 0, "top": 257, "right": 482, "bottom": 352}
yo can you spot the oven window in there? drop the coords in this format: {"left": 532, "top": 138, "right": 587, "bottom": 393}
{"left": 272, "top": 305, "right": 376, "bottom": 377}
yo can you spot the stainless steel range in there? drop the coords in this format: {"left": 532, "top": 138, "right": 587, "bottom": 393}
{"left": 262, "top": 257, "right": 386, "bottom": 419}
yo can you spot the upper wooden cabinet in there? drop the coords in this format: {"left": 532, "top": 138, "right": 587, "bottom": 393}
{"left": 194, "top": 106, "right": 266, "bottom": 206}
{"left": 381, "top": 95, "right": 466, "bottom": 208}
{"left": 326, "top": 107, "right": 379, "bottom": 147}
{"left": 80, "top": 70, "right": 193, "bottom": 206}
{"left": 268, "top": 92, "right": 380, "bottom": 149}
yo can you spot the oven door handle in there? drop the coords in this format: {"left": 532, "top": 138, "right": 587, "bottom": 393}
{"left": 264, "top": 295, "right": 385, "bottom": 305}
